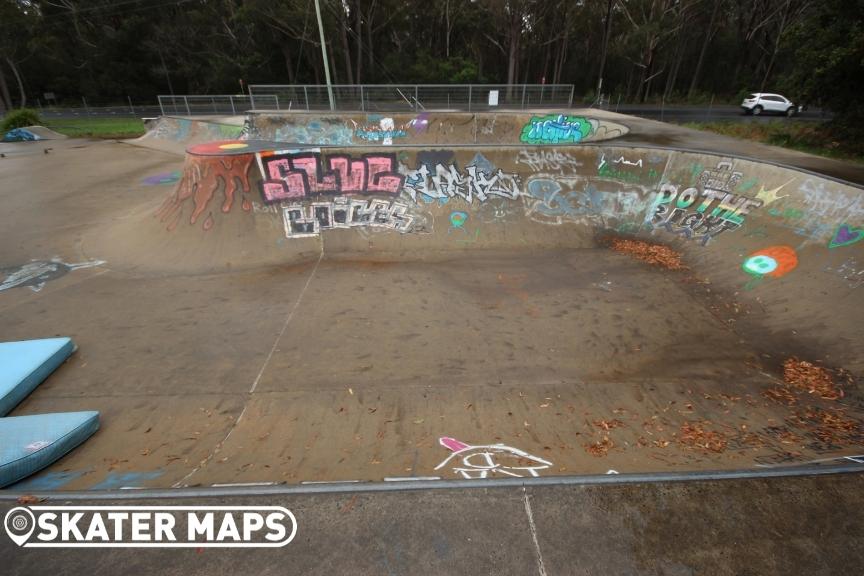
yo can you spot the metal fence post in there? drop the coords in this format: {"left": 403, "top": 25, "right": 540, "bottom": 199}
{"left": 158, "top": 96, "right": 165, "bottom": 116}
{"left": 360, "top": 85, "right": 364, "bottom": 111}
{"left": 82, "top": 97, "right": 89, "bottom": 115}
{"left": 568, "top": 85, "right": 574, "bottom": 108}
{"left": 229, "top": 95, "right": 235, "bottom": 115}
{"left": 212, "top": 96, "right": 217, "bottom": 113}
{"left": 521, "top": 85, "right": 526, "bottom": 109}
{"left": 128, "top": 95, "right": 135, "bottom": 115}
{"left": 468, "top": 85, "right": 472, "bottom": 112}
{"left": 249, "top": 87, "right": 256, "bottom": 110}
{"left": 183, "top": 95, "right": 191, "bottom": 116}
{"left": 414, "top": 85, "right": 419, "bottom": 111}
{"left": 304, "top": 86, "right": 309, "bottom": 110}
{"left": 276, "top": 95, "right": 281, "bottom": 110}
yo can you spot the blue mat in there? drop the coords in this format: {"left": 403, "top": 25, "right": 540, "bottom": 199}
{"left": 0, "top": 411, "right": 99, "bottom": 488}
{"left": 0, "top": 338, "right": 75, "bottom": 416}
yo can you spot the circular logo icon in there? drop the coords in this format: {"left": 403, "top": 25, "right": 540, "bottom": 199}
{"left": 4, "top": 507, "right": 35, "bottom": 546}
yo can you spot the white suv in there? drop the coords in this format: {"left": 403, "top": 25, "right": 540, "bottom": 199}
{"left": 741, "top": 93, "right": 799, "bottom": 116}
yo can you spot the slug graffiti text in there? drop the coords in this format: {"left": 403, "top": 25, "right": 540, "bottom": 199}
{"left": 520, "top": 114, "right": 593, "bottom": 145}
{"left": 258, "top": 152, "right": 404, "bottom": 203}
{"left": 649, "top": 161, "right": 765, "bottom": 245}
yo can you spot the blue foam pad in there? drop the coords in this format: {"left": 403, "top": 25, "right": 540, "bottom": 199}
{"left": 0, "top": 338, "right": 75, "bottom": 416}
{"left": 0, "top": 411, "right": 99, "bottom": 488}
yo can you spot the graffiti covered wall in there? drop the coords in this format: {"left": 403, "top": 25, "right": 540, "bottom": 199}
{"left": 248, "top": 112, "right": 628, "bottom": 147}
{"left": 158, "top": 143, "right": 864, "bottom": 301}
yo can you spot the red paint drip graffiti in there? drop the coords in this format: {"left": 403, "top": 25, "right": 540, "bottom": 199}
{"left": 155, "top": 153, "right": 255, "bottom": 231}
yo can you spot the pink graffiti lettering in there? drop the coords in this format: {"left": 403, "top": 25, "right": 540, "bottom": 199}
{"left": 260, "top": 152, "right": 404, "bottom": 203}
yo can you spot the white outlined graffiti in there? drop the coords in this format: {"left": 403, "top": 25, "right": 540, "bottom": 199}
{"left": 434, "top": 437, "right": 553, "bottom": 479}
{"left": 281, "top": 196, "right": 415, "bottom": 238}
{"left": 0, "top": 259, "right": 107, "bottom": 292}
{"left": 403, "top": 163, "right": 521, "bottom": 204}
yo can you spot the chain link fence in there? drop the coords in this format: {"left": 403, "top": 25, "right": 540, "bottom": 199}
{"left": 156, "top": 84, "right": 574, "bottom": 115}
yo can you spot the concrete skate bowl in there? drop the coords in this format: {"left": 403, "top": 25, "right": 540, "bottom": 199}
{"left": 75, "top": 123, "right": 864, "bottom": 488}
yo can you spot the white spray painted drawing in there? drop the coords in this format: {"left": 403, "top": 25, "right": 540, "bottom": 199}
{"left": 434, "top": 436, "right": 553, "bottom": 479}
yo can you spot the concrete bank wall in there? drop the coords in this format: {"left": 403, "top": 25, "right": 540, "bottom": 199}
{"left": 138, "top": 116, "right": 244, "bottom": 154}
{"left": 246, "top": 111, "right": 629, "bottom": 146}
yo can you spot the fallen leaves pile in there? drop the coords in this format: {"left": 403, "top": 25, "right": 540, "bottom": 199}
{"left": 762, "top": 386, "right": 799, "bottom": 405}
{"left": 790, "top": 407, "right": 861, "bottom": 446}
{"left": 783, "top": 358, "right": 844, "bottom": 400}
{"left": 585, "top": 437, "right": 614, "bottom": 457}
{"left": 609, "top": 238, "right": 686, "bottom": 270}
{"left": 677, "top": 421, "right": 728, "bottom": 453}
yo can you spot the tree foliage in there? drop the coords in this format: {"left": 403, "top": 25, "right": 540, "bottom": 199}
{"left": 0, "top": 0, "right": 860, "bottom": 129}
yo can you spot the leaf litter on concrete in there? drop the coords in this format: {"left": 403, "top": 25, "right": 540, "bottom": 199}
{"left": 608, "top": 238, "right": 686, "bottom": 270}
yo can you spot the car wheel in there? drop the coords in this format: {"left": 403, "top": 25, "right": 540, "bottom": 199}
{"left": 753, "top": 105, "right": 763, "bottom": 116}
{"left": 786, "top": 107, "right": 797, "bottom": 117}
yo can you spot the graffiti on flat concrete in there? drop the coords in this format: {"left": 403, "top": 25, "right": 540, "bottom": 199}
{"left": 519, "top": 114, "right": 593, "bottom": 145}
{"left": 0, "top": 258, "right": 106, "bottom": 292}
{"left": 406, "top": 113, "right": 429, "bottom": 133}
{"left": 742, "top": 246, "right": 798, "bottom": 279}
{"left": 151, "top": 118, "right": 242, "bottom": 142}
{"left": 355, "top": 117, "right": 406, "bottom": 145}
{"left": 434, "top": 437, "right": 553, "bottom": 479}
{"left": 449, "top": 210, "right": 469, "bottom": 232}
{"left": 792, "top": 179, "right": 864, "bottom": 242}
{"left": 142, "top": 171, "right": 181, "bottom": 186}
{"left": 403, "top": 163, "right": 521, "bottom": 204}
{"left": 523, "top": 177, "right": 595, "bottom": 226}
{"left": 828, "top": 224, "right": 864, "bottom": 249}
{"left": 516, "top": 148, "right": 583, "bottom": 174}
{"left": 274, "top": 121, "right": 353, "bottom": 146}
{"left": 597, "top": 152, "right": 661, "bottom": 184}
{"left": 281, "top": 196, "right": 415, "bottom": 238}
{"left": 259, "top": 152, "right": 404, "bottom": 203}
{"left": 648, "top": 161, "right": 766, "bottom": 245}
{"left": 156, "top": 153, "right": 255, "bottom": 231}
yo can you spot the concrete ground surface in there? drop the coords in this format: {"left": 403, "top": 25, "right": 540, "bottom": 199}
{"left": 2, "top": 470, "right": 863, "bottom": 574}
{"left": 1, "top": 109, "right": 863, "bottom": 571}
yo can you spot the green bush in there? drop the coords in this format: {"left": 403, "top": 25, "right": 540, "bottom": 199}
{"left": 1, "top": 108, "right": 41, "bottom": 131}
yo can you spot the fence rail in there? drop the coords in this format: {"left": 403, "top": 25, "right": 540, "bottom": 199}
{"left": 157, "top": 84, "right": 575, "bottom": 115}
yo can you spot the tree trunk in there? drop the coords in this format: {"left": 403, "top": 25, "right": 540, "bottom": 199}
{"left": 596, "top": 0, "right": 614, "bottom": 95}
{"left": 0, "top": 64, "right": 12, "bottom": 112}
{"left": 354, "top": 0, "right": 363, "bottom": 84}
{"left": 506, "top": 8, "right": 520, "bottom": 98}
{"left": 445, "top": 0, "right": 451, "bottom": 58}
{"left": 338, "top": 3, "right": 354, "bottom": 85}
{"left": 365, "top": 3, "right": 375, "bottom": 73}
{"left": 688, "top": 0, "right": 721, "bottom": 99}
{"left": 280, "top": 44, "right": 296, "bottom": 85}
{"left": 760, "top": 0, "right": 791, "bottom": 91}
{"left": 6, "top": 58, "right": 25, "bottom": 108}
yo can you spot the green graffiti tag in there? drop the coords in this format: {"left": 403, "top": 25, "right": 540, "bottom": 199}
{"left": 520, "top": 115, "right": 593, "bottom": 145}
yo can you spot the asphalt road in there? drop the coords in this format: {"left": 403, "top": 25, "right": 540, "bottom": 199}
{"left": 611, "top": 103, "right": 829, "bottom": 123}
